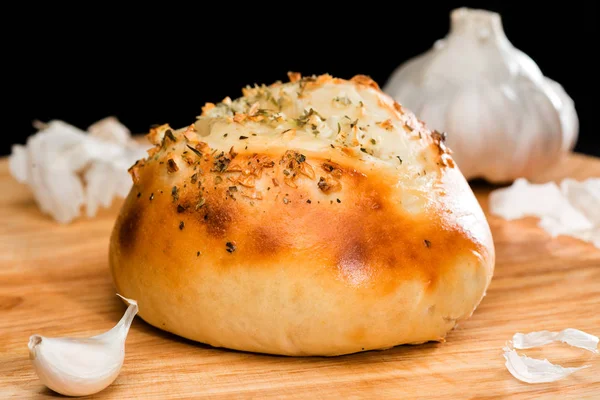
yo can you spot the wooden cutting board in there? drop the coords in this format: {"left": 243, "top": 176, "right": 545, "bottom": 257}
{"left": 1, "top": 153, "right": 599, "bottom": 399}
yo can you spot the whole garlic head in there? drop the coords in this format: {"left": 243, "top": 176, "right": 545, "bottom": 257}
{"left": 383, "top": 7, "right": 579, "bottom": 183}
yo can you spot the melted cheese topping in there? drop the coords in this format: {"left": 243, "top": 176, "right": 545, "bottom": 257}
{"left": 196, "top": 74, "right": 449, "bottom": 167}
{"left": 144, "top": 74, "right": 453, "bottom": 189}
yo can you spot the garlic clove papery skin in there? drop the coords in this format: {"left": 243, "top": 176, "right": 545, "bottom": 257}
{"left": 383, "top": 8, "right": 579, "bottom": 183}
{"left": 28, "top": 295, "right": 138, "bottom": 397}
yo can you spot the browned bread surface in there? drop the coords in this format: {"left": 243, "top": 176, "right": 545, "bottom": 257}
{"left": 110, "top": 73, "right": 495, "bottom": 356}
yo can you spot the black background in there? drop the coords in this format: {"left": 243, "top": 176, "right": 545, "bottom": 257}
{"left": 6, "top": 2, "right": 598, "bottom": 157}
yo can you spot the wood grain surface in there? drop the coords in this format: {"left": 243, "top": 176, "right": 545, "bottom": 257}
{"left": 1, "top": 153, "right": 599, "bottom": 399}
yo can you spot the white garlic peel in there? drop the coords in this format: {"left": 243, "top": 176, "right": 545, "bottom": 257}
{"left": 513, "top": 328, "right": 599, "bottom": 353}
{"left": 503, "top": 328, "right": 598, "bottom": 384}
{"left": 383, "top": 7, "right": 578, "bottom": 183}
{"left": 9, "top": 117, "right": 150, "bottom": 224}
{"left": 28, "top": 294, "right": 138, "bottom": 397}
{"left": 489, "top": 177, "right": 600, "bottom": 248}
{"left": 503, "top": 347, "right": 589, "bottom": 384}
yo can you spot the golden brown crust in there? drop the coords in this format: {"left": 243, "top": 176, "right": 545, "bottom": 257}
{"left": 350, "top": 74, "right": 381, "bottom": 90}
{"left": 118, "top": 147, "right": 487, "bottom": 283}
{"left": 109, "top": 73, "right": 495, "bottom": 356}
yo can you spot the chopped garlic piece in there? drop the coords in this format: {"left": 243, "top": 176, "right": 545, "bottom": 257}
{"left": 489, "top": 177, "right": 600, "bottom": 248}
{"left": 503, "top": 347, "right": 589, "bottom": 384}
{"left": 9, "top": 118, "right": 149, "bottom": 223}
{"left": 512, "top": 328, "right": 599, "bottom": 353}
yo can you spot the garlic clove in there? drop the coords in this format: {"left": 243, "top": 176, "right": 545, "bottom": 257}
{"left": 28, "top": 294, "right": 138, "bottom": 397}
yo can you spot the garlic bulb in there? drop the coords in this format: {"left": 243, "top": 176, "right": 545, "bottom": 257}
{"left": 9, "top": 118, "right": 150, "bottom": 224}
{"left": 383, "top": 7, "right": 579, "bottom": 183}
{"left": 28, "top": 295, "right": 138, "bottom": 397}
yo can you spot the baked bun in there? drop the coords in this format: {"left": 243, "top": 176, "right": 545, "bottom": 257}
{"left": 109, "top": 73, "right": 495, "bottom": 356}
